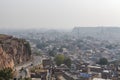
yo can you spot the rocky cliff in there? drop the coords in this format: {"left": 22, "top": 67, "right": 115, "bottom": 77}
{"left": 0, "top": 34, "right": 31, "bottom": 69}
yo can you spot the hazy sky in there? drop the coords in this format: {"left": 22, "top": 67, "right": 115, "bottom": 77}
{"left": 0, "top": 0, "right": 120, "bottom": 29}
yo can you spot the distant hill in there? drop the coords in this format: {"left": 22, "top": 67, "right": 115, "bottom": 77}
{"left": 72, "top": 27, "right": 120, "bottom": 41}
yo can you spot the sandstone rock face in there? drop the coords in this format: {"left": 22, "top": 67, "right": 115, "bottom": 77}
{"left": 0, "top": 34, "right": 31, "bottom": 69}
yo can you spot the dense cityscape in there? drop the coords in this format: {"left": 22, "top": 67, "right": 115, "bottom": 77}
{"left": 1, "top": 0, "right": 120, "bottom": 80}
{"left": 0, "top": 27, "right": 120, "bottom": 80}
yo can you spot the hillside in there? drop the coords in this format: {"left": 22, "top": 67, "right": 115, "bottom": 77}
{"left": 0, "top": 34, "right": 31, "bottom": 69}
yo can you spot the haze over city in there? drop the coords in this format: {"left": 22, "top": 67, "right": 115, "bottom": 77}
{"left": 1, "top": 0, "right": 120, "bottom": 80}
{"left": 0, "top": 0, "right": 120, "bottom": 29}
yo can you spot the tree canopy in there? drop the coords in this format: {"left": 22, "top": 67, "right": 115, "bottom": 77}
{"left": 54, "top": 54, "right": 71, "bottom": 67}
{"left": 55, "top": 54, "right": 65, "bottom": 66}
{"left": 48, "top": 47, "right": 57, "bottom": 57}
{"left": 0, "top": 68, "right": 13, "bottom": 80}
{"left": 64, "top": 58, "right": 71, "bottom": 68}
{"left": 98, "top": 57, "right": 108, "bottom": 65}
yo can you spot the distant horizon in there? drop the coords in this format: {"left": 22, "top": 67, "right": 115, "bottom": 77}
{"left": 1, "top": 26, "right": 120, "bottom": 31}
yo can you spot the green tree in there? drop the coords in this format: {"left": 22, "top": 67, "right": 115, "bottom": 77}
{"left": 98, "top": 57, "right": 108, "bottom": 65}
{"left": 49, "top": 47, "right": 57, "bottom": 57}
{"left": 36, "top": 42, "right": 47, "bottom": 49}
{"left": 55, "top": 54, "right": 65, "bottom": 66}
{"left": 64, "top": 58, "right": 71, "bottom": 68}
{"left": 0, "top": 68, "right": 13, "bottom": 80}
{"left": 59, "top": 47, "right": 63, "bottom": 52}
{"left": 49, "top": 50, "right": 55, "bottom": 56}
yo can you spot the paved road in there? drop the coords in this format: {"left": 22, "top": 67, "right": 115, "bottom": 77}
{"left": 15, "top": 56, "right": 43, "bottom": 70}
{"left": 15, "top": 62, "right": 32, "bottom": 71}
{"left": 15, "top": 56, "right": 43, "bottom": 78}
